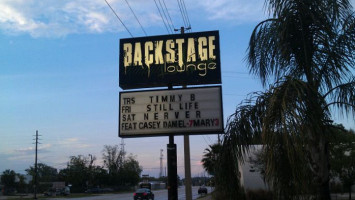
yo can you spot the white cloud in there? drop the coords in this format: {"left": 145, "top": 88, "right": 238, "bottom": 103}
{"left": 57, "top": 137, "right": 92, "bottom": 149}
{"left": 0, "top": 0, "right": 120, "bottom": 37}
{"left": 0, "top": 1, "right": 44, "bottom": 33}
{"left": 195, "top": 0, "right": 265, "bottom": 22}
{"left": 13, "top": 144, "right": 52, "bottom": 155}
{"left": 0, "top": 0, "right": 265, "bottom": 38}
{"left": 0, "top": 0, "right": 354, "bottom": 38}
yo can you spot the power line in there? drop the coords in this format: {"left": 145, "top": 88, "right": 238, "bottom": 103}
{"left": 158, "top": 0, "right": 174, "bottom": 33}
{"left": 176, "top": 0, "right": 188, "bottom": 28}
{"left": 123, "top": 0, "right": 147, "bottom": 36}
{"left": 153, "top": 0, "right": 172, "bottom": 34}
{"left": 222, "top": 70, "right": 250, "bottom": 74}
{"left": 104, "top": 0, "right": 134, "bottom": 37}
{"left": 162, "top": 0, "right": 176, "bottom": 31}
{"left": 202, "top": 136, "right": 211, "bottom": 146}
{"left": 180, "top": 0, "right": 191, "bottom": 31}
{"left": 206, "top": 136, "right": 214, "bottom": 144}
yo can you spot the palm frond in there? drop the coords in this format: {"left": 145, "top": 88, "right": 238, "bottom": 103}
{"left": 324, "top": 78, "right": 355, "bottom": 117}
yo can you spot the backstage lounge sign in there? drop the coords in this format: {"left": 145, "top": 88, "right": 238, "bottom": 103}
{"left": 119, "top": 86, "right": 223, "bottom": 137}
{"left": 119, "top": 31, "right": 221, "bottom": 89}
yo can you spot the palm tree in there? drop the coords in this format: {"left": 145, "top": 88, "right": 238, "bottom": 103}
{"left": 201, "top": 144, "right": 221, "bottom": 176}
{"left": 223, "top": 0, "right": 355, "bottom": 199}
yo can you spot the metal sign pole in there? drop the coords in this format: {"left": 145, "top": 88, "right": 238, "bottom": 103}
{"left": 184, "top": 134, "right": 192, "bottom": 200}
{"left": 167, "top": 84, "right": 178, "bottom": 200}
{"left": 167, "top": 135, "right": 178, "bottom": 200}
{"left": 181, "top": 84, "right": 192, "bottom": 200}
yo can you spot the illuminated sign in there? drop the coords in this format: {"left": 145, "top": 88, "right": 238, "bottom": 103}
{"left": 119, "top": 31, "right": 221, "bottom": 89}
{"left": 119, "top": 86, "right": 224, "bottom": 137}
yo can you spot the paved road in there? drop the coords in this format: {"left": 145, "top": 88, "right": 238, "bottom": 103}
{"left": 49, "top": 186, "right": 212, "bottom": 200}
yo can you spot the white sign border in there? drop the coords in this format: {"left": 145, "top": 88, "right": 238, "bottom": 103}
{"left": 118, "top": 86, "right": 224, "bottom": 138}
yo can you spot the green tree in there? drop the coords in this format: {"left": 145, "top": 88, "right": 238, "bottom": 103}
{"left": 15, "top": 174, "right": 27, "bottom": 193}
{"left": 58, "top": 155, "right": 91, "bottom": 192}
{"left": 25, "top": 163, "right": 58, "bottom": 192}
{"left": 1, "top": 169, "right": 16, "bottom": 187}
{"left": 119, "top": 155, "right": 142, "bottom": 187}
{"left": 26, "top": 163, "right": 58, "bottom": 183}
{"left": 0, "top": 170, "right": 28, "bottom": 194}
{"left": 201, "top": 143, "right": 221, "bottom": 176}
{"left": 102, "top": 145, "right": 124, "bottom": 175}
{"left": 214, "top": 137, "right": 245, "bottom": 200}
{"left": 102, "top": 145, "right": 142, "bottom": 188}
{"left": 224, "top": 0, "right": 355, "bottom": 199}
{"left": 90, "top": 166, "right": 108, "bottom": 187}
{"left": 330, "top": 127, "right": 355, "bottom": 200}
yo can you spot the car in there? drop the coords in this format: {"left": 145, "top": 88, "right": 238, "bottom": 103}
{"left": 133, "top": 188, "right": 154, "bottom": 200}
{"left": 43, "top": 188, "right": 60, "bottom": 196}
{"left": 101, "top": 188, "right": 114, "bottom": 193}
{"left": 85, "top": 187, "right": 103, "bottom": 193}
{"left": 3, "top": 187, "right": 17, "bottom": 196}
{"left": 60, "top": 186, "right": 70, "bottom": 196}
{"left": 198, "top": 186, "right": 208, "bottom": 195}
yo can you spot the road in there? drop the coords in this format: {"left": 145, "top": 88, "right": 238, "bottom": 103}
{"left": 50, "top": 186, "right": 212, "bottom": 200}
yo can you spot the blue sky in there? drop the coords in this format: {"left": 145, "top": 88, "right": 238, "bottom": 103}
{"left": 1, "top": 0, "right": 354, "bottom": 178}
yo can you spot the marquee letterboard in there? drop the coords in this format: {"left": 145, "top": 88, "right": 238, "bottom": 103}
{"left": 119, "top": 86, "right": 224, "bottom": 137}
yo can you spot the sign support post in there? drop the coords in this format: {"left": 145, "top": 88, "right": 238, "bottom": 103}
{"left": 184, "top": 134, "right": 192, "bottom": 200}
{"left": 176, "top": 25, "right": 193, "bottom": 200}
{"left": 167, "top": 84, "right": 178, "bottom": 200}
{"left": 167, "top": 135, "right": 178, "bottom": 200}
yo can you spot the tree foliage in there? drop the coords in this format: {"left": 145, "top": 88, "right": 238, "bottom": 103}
{"left": 1, "top": 146, "right": 142, "bottom": 193}
{"left": 201, "top": 143, "right": 222, "bottom": 176}
{"left": 58, "top": 155, "right": 91, "bottom": 192}
{"left": 1, "top": 169, "right": 17, "bottom": 187}
{"left": 0, "top": 170, "right": 27, "bottom": 193}
{"left": 102, "top": 145, "right": 125, "bottom": 174}
{"left": 222, "top": 0, "right": 355, "bottom": 199}
{"left": 118, "top": 155, "right": 142, "bottom": 187}
{"left": 26, "top": 163, "right": 58, "bottom": 183}
{"left": 101, "top": 145, "right": 142, "bottom": 188}
{"left": 330, "top": 126, "right": 355, "bottom": 199}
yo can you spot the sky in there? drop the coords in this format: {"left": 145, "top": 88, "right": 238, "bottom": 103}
{"left": 1, "top": 0, "right": 354, "bottom": 178}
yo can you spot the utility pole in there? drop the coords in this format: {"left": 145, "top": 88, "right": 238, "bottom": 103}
{"left": 33, "top": 130, "right": 40, "bottom": 199}
{"left": 120, "top": 138, "right": 126, "bottom": 158}
{"left": 160, "top": 149, "right": 164, "bottom": 178}
{"left": 120, "top": 138, "right": 126, "bottom": 166}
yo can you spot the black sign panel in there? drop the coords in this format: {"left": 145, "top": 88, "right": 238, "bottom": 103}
{"left": 119, "top": 31, "right": 221, "bottom": 89}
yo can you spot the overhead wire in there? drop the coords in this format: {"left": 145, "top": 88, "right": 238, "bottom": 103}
{"left": 123, "top": 0, "right": 147, "bottom": 36}
{"left": 206, "top": 136, "right": 214, "bottom": 144}
{"left": 202, "top": 136, "right": 211, "bottom": 146}
{"left": 153, "top": 0, "right": 172, "bottom": 34}
{"left": 180, "top": 0, "right": 191, "bottom": 31}
{"left": 104, "top": 0, "right": 134, "bottom": 37}
{"left": 158, "top": 0, "right": 174, "bottom": 33}
{"left": 161, "top": 0, "right": 176, "bottom": 31}
{"left": 176, "top": 0, "right": 188, "bottom": 29}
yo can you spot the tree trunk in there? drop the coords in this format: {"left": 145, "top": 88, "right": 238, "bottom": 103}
{"left": 309, "top": 132, "right": 331, "bottom": 200}
{"left": 349, "top": 185, "right": 351, "bottom": 200}
{"left": 318, "top": 180, "right": 331, "bottom": 200}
